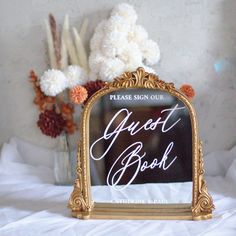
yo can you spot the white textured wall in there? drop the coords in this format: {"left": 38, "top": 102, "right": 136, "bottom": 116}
{"left": 0, "top": 0, "right": 236, "bottom": 153}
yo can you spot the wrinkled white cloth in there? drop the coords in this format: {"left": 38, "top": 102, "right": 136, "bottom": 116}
{"left": 0, "top": 137, "right": 236, "bottom": 236}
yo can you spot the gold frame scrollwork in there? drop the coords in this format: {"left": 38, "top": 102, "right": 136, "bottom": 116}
{"left": 68, "top": 67, "right": 214, "bottom": 220}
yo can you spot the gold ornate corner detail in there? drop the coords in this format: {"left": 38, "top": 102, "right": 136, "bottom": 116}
{"left": 68, "top": 179, "right": 89, "bottom": 212}
{"left": 192, "top": 142, "right": 215, "bottom": 219}
{"left": 109, "top": 67, "right": 175, "bottom": 90}
{"left": 68, "top": 144, "right": 90, "bottom": 213}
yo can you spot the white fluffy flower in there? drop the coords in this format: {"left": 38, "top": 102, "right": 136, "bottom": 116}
{"left": 89, "top": 52, "right": 107, "bottom": 74}
{"left": 94, "top": 20, "right": 107, "bottom": 34}
{"left": 140, "top": 39, "right": 161, "bottom": 65}
{"left": 99, "top": 58, "right": 125, "bottom": 82}
{"left": 40, "top": 69, "right": 67, "bottom": 96}
{"left": 111, "top": 3, "right": 137, "bottom": 25}
{"left": 106, "top": 15, "right": 131, "bottom": 35}
{"left": 64, "top": 65, "right": 88, "bottom": 88}
{"left": 101, "top": 30, "right": 127, "bottom": 57}
{"left": 88, "top": 3, "right": 161, "bottom": 83}
{"left": 142, "top": 65, "right": 156, "bottom": 74}
{"left": 88, "top": 71, "right": 98, "bottom": 81}
{"left": 90, "top": 20, "right": 107, "bottom": 51}
{"left": 118, "top": 43, "right": 143, "bottom": 71}
{"left": 90, "top": 31, "right": 104, "bottom": 51}
{"left": 128, "top": 25, "right": 148, "bottom": 45}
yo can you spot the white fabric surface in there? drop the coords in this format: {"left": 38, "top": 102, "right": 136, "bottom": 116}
{"left": 0, "top": 137, "right": 236, "bottom": 236}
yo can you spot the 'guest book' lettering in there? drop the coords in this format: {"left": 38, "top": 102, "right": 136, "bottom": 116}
{"left": 90, "top": 104, "right": 185, "bottom": 190}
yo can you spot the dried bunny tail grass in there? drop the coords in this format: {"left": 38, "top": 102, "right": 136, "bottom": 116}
{"left": 45, "top": 19, "right": 57, "bottom": 69}
{"left": 62, "top": 15, "right": 79, "bottom": 65}
{"left": 49, "top": 14, "right": 61, "bottom": 69}
{"left": 69, "top": 85, "right": 88, "bottom": 104}
{"left": 73, "top": 27, "right": 89, "bottom": 72}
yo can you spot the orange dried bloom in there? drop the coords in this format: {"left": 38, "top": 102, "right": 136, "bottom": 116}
{"left": 180, "top": 84, "right": 195, "bottom": 100}
{"left": 29, "top": 70, "right": 56, "bottom": 111}
{"left": 69, "top": 86, "right": 88, "bottom": 105}
{"left": 64, "top": 119, "right": 77, "bottom": 134}
{"left": 45, "top": 97, "right": 56, "bottom": 104}
{"left": 29, "top": 70, "right": 78, "bottom": 136}
{"left": 29, "top": 70, "right": 37, "bottom": 82}
{"left": 61, "top": 102, "right": 74, "bottom": 115}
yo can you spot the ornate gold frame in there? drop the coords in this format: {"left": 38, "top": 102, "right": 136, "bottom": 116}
{"left": 68, "top": 67, "right": 214, "bottom": 220}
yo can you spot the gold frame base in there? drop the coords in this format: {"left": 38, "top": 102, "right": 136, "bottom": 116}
{"left": 71, "top": 203, "right": 212, "bottom": 220}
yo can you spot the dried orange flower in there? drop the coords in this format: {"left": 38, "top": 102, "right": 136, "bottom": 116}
{"left": 29, "top": 70, "right": 56, "bottom": 111}
{"left": 69, "top": 85, "right": 88, "bottom": 105}
{"left": 61, "top": 102, "right": 74, "bottom": 115}
{"left": 29, "top": 71, "right": 78, "bottom": 136}
{"left": 180, "top": 84, "right": 195, "bottom": 100}
{"left": 64, "top": 119, "right": 77, "bottom": 134}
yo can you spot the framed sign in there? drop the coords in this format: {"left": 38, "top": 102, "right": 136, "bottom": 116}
{"left": 68, "top": 68, "right": 214, "bottom": 220}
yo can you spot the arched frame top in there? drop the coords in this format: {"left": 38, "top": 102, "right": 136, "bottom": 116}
{"left": 68, "top": 67, "right": 214, "bottom": 220}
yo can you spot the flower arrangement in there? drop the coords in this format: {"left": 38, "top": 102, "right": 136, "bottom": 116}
{"left": 29, "top": 14, "right": 106, "bottom": 138}
{"left": 29, "top": 3, "right": 195, "bottom": 139}
{"left": 89, "top": 3, "right": 160, "bottom": 81}
{"left": 28, "top": 3, "right": 196, "bottom": 185}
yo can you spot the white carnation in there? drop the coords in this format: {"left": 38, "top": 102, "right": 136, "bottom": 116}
{"left": 40, "top": 69, "right": 67, "bottom": 96}
{"left": 106, "top": 15, "right": 131, "bottom": 35}
{"left": 128, "top": 25, "right": 148, "bottom": 45}
{"left": 111, "top": 3, "right": 137, "bottom": 25}
{"left": 88, "top": 3, "right": 161, "bottom": 83}
{"left": 140, "top": 39, "right": 160, "bottom": 66}
{"left": 94, "top": 20, "right": 107, "bottom": 34}
{"left": 118, "top": 43, "right": 142, "bottom": 71}
{"left": 90, "top": 31, "right": 104, "bottom": 51}
{"left": 142, "top": 65, "right": 157, "bottom": 74}
{"left": 90, "top": 20, "right": 107, "bottom": 52}
{"left": 64, "top": 65, "right": 88, "bottom": 88}
{"left": 99, "top": 58, "right": 125, "bottom": 82}
{"left": 101, "top": 30, "right": 127, "bottom": 57}
{"left": 89, "top": 52, "right": 107, "bottom": 74}
{"left": 90, "top": 20, "right": 107, "bottom": 51}
{"left": 88, "top": 71, "right": 98, "bottom": 81}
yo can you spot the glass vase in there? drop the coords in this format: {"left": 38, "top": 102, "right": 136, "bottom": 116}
{"left": 53, "top": 133, "right": 77, "bottom": 185}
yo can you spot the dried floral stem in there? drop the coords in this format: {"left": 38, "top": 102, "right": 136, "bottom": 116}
{"left": 45, "top": 20, "right": 57, "bottom": 69}
{"left": 60, "top": 38, "right": 68, "bottom": 69}
{"left": 73, "top": 27, "right": 89, "bottom": 72}
{"left": 29, "top": 70, "right": 77, "bottom": 137}
{"left": 49, "top": 14, "right": 61, "bottom": 69}
{"left": 79, "top": 18, "right": 89, "bottom": 43}
{"left": 62, "top": 15, "right": 79, "bottom": 65}
{"left": 29, "top": 70, "right": 56, "bottom": 111}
